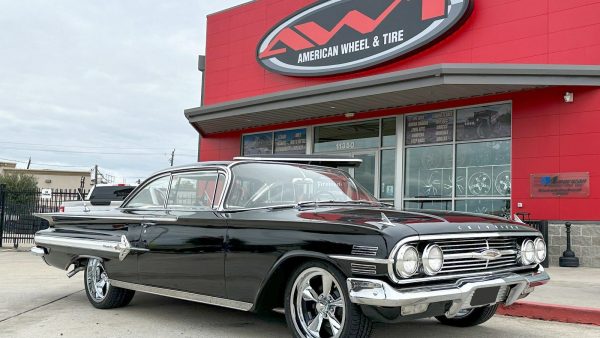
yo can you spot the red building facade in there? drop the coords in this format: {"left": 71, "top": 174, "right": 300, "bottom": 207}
{"left": 186, "top": 0, "right": 600, "bottom": 223}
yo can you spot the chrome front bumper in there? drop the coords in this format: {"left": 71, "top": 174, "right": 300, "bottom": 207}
{"left": 347, "top": 266, "right": 549, "bottom": 317}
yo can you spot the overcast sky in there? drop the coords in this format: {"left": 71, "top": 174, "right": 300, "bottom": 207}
{"left": 0, "top": 0, "right": 248, "bottom": 183}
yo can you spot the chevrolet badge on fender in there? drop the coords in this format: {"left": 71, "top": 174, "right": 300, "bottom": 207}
{"left": 257, "top": 0, "right": 473, "bottom": 76}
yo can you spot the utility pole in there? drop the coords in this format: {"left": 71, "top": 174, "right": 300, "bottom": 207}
{"left": 94, "top": 164, "right": 98, "bottom": 186}
{"left": 169, "top": 149, "right": 175, "bottom": 166}
{"left": 26, "top": 157, "right": 31, "bottom": 169}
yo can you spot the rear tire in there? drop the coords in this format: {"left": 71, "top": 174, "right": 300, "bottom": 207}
{"left": 435, "top": 304, "right": 499, "bottom": 327}
{"left": 284, "top": 260, "right": 372, "bottom": 338}
{"left": 84, "top": 258, "right": 135, "bottom": 309}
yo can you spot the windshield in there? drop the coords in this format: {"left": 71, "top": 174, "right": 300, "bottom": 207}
{"left": 225, "top": 162, "right": 377, "bottom": 209}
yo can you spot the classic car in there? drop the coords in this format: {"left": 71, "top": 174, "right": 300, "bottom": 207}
{"left": 31, "top": 159, "right": 550, "bottom": 338}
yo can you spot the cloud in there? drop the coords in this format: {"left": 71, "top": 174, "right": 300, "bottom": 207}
{"left": 0, "top": 0, "right": 250, "bottom": 183}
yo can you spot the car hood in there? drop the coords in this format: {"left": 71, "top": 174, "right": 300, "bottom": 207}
{"left": 297, "top": 207, "right": 535, "bottom": 236}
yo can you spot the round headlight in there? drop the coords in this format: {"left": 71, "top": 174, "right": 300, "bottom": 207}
{"left": 521, "top": 240, "right": 535, "bottom": 265}
{"left": 534, "top": 238, "right": 547, "bottom": 263}
{"left": 395, "top": 245, "right": 419, "bottom": 278}
{"left": 422, "top": 244, "right": 444, "bottom": 275}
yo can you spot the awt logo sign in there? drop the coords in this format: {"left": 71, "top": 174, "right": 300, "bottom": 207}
{"left": 257, "top": 0, "right": 472, "bottom": 77}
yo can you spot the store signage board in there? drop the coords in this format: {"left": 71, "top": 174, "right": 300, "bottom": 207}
{"left": 405, "top": 111, "right": 454, "bottom": 145}
{"left": 274, "top": 129, "right": 307, "bottom": 154}
{"left": 530, "top": 173, "right": 590, "bottom": 198}
{"left": 257, "top": 0, "right": 472, "bottom": 76}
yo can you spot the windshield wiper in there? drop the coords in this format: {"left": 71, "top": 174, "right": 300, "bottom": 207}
{"left": 339, "top": 200, "right": 394, "bottom": 207}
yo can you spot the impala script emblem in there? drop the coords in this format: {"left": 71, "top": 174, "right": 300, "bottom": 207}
{"left": 257, "top": 0, "right": 473, "bottom": 76}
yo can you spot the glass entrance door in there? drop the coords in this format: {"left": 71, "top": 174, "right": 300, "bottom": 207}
{"left": 341, "top": 151, "right": 378, "bottom": 197}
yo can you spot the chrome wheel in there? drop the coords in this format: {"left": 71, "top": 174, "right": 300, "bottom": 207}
{"left": 86, "top": 258, "right": 110, "bottom": 302}
{"left": 290, "top": 267, "right": 346, "bottom": 338}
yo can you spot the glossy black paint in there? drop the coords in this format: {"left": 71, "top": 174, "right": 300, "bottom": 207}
{"left": 34, "top": 160, "right": 539, "bottom": 312}
{"left": 36, "top": 204, "right": 536, "bottom": 309}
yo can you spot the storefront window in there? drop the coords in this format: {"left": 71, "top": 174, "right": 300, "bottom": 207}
{"left": 243, "top": 129, "right": 307, "bottom": 156}
{"left": 382, "top": 118, "right": 397, "bottom": 147}
{"left": 274, "top": 129, "right": 307, "bottom": 154}
{"left": 455, "top": 141, "right": 511, "bottom": 197}
{"left": 404, "top": 103, "right": 512, "bottom": 217}
{"left": 455, "top": 199, "right": 511, "bottom": 218}
{"left": 404, "top": 200, "right": 452, "bottom": 211}
{"left": 405, "top": 111, "right": 454, "bottom": 146}
{"left": 404, "top": 145, "right": 453, "bottom": 198}
{"left": 380, "top": 149, "right": 396, "bottom": 199}
{"left": 314, "top": 120, "right": 380, "bottom": 153}
{"left": 242, "top": 132, "right": 273, "bottom": 155}
{"left": 456, "top": 104, "right": 511, "bottom": 141}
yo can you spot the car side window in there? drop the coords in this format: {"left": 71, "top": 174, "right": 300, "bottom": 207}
{"left": 167, "top": 171, "right": 221, "bottom": 210}
{"left": 125, "top": 176, "right": 171, "bottom": 209}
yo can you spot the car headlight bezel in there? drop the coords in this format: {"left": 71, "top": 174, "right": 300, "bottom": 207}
{"left": 521, "top": 239, "right": 535, "bottom": 265}
{"left": 533, "top": 237, "right": 547, "bottom": 263}
{"left": 422, "top": 244, "right": 444, "bottom": 276}
{"left": 395, "top": 245, "right": 419, "bottom": 278}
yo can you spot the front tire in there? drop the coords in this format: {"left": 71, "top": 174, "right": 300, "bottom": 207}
{"left": 435, "top": 304, "right": 499, "bottom": 327}
{"left": 284, "top": 261, "right": 372, "bottom": 338}
{"left": 84, "top": 258, "right": 135, "bottom": 309}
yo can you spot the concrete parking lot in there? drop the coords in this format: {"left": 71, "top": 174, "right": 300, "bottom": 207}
{"left": 1, "top": 250, "right": 598, "bottom": 338}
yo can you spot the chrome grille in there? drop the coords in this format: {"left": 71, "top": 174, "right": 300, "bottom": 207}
{"left": 435, "top": 238, "right": 519, "bottom": 275}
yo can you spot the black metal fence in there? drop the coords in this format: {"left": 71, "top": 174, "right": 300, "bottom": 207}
{"left": 0, "top": 185, "right": 87, "bottom": 248}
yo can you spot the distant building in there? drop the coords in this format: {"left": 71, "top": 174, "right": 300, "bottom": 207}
{"left": 0, "top": 161, "right": 17, "bottom": 169}
{"left": 0, "top": 162, "right": 91, "bottom": 190}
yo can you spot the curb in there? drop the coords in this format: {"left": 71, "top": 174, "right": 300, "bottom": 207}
{"left": 498, "top": 301, "right": 600, "bottom": 326}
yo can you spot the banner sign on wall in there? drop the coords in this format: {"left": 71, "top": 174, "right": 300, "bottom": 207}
{"left": 530, "top": 172, "right": 590, "bottom": 198}
{"left": 257, "top": 0, "right": 472, "bottom": 76}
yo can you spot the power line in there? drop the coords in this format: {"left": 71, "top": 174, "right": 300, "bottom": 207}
{"left": 0, "top": 157, "right": 91, "bottom": 169}
{"left": 1, "top": 146, "right": 197, "bottom": 157}
{"left": 0, "top": 140, "right": 196, "bottom": 152}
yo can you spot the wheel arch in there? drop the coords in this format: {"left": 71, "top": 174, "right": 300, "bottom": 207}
{"left": 252, "top": 250, "right": 349, "bottom": 312}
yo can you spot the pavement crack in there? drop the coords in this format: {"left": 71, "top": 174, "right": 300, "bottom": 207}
{"left": 0, "top": 289, "right": 84, "bottom": 323}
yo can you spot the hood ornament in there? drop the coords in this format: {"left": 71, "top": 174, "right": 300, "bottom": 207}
{"left": 380, "top": 212, "right": 394, "bottom": 226}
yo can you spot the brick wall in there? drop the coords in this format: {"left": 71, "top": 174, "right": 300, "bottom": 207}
{"left": 548, "top": 223, "right": 600, "bottom": 268}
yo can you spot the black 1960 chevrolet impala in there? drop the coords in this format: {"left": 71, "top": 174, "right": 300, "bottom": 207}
{"left": 32, "top": 159, "right": 549, "bottom": 338}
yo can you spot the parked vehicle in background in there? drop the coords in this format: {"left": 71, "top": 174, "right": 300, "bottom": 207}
{"left": 60, "top": 184, "right": 136, "bottom": 213}
{"left": 32, "top": 158, "right": 549, "bottom": 338}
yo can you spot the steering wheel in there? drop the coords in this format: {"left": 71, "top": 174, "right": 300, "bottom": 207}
{"left": 314, "top": 191, "right": 336, "bottom": 202}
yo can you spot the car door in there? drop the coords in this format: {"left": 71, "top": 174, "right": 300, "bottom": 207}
{"left": 135, "top": 170, "right": 228, "bottom": 297}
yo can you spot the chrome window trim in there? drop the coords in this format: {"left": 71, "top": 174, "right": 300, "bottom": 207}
{"left": 222, "top": 161, "right": 373, "bottom": 212}
{"left": 166, "top": 169, "right": 225, "bottom": 211}
{"left": 109, "top": 280, "right": 253, "bottom": 311}
{"left": 120, "top": 173, "right": 173, "bottom": 210}
{"left": 387, "top": 232, "right": 542, "bottom": 284}
{"left": 120, "top": 165, "right": 232, "bottom": 213}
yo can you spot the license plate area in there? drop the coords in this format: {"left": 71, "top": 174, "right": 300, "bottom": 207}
{"left": 470, "top": 286, "right": 501, "bottom": 307}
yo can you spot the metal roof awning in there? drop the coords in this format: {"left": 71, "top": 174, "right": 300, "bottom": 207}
{"left": 185, "top": 64, "right": 600, "bottom": 135}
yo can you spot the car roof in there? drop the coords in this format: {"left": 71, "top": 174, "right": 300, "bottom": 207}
{"left": 148, "top": 158, "right": 355, "bottom": 179}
